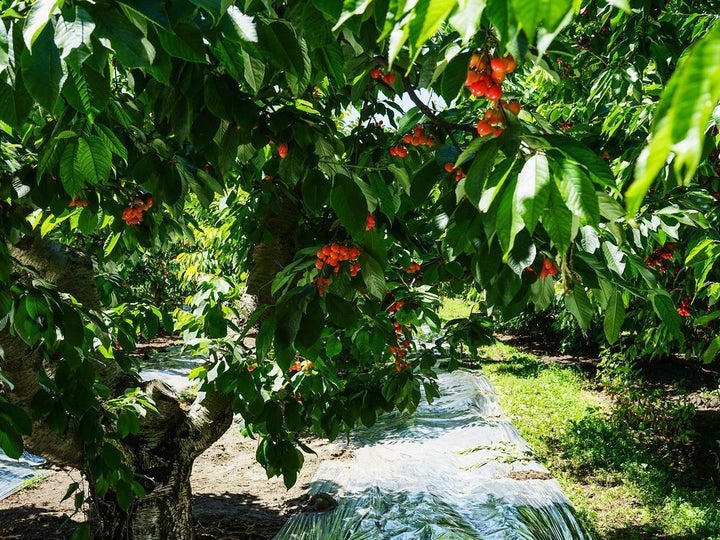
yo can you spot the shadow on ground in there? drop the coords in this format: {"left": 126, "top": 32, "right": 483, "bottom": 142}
{"left": 0, "top": 492, "right": 294, "bottom": 540}
{"left": 0, "top": 506, "right": 80, "bottom": 539}
{"left": 194, "top": 491, "right": 294, "bottom": 540}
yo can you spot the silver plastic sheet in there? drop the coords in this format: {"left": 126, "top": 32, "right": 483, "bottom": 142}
{"left": 276, "top": 370, "right": 594, "bottom": 539}
{"left": 0, "top": 450, "right": 47, "bottom": 501}
{"left": 139, "top": 347, "right": 204, "bottom": 391}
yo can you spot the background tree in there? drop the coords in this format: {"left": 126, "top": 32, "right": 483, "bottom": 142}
{"left": 0, "top": 0, "right": 718, "bottom": 538}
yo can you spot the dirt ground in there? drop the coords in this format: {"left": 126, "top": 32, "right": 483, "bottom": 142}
{"left": 0, "top": 425, "right": 352, "bottom": 539}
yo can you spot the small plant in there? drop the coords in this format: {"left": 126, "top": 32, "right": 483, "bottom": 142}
{"left": 598, "top": 353, "right": 697, "bottom": 469}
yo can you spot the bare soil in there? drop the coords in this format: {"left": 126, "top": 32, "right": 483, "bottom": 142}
{"left": 0, "top": 426, "right": 352, "bottom": 539}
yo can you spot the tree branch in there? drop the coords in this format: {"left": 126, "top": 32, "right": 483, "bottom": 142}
{"left": 398, "top": 75, "right": 476, "bottom": 134}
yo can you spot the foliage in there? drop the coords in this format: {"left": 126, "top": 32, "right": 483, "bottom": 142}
{"left": 0, "top": 0, "right": 718, "bottom": 528}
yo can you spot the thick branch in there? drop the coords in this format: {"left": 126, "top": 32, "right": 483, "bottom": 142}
{"left": 186, "top": 390, "right": 233, "bottom": 460}
{"left": 399, "top": 75, "right": 475, "bottom": 133}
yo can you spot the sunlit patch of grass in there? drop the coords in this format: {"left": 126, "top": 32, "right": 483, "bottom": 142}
{"left": 479, "top": 344, "right": 600, "bottom": 455}
{"left": 19, "top": 472, "right": 50, "bottom": 491}
{"left": 438, "top": 296, "right": 476, "bottom": 322}
{"left": 478, "top": 342, "right": 720, "bottom": 539}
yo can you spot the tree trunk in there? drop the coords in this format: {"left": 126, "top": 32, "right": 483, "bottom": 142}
{"left": 90, "top": 382, "right": 232, "bottom": 539}
{"left": 2, "top": 235, "right": 233, "bottom": 539}
{"left": 92, "top": 459, "right": 194, "bottom": 540}
{"left": 246, "top": 196, "right": 299, "bottom": 305}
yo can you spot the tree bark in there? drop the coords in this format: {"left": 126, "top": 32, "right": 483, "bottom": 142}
{"left": 1, "top": 234, "right": 233, "bottom": 539}
{"left": 246, "top": 197, "right": 299, "bottom": 306}
{"left": 91, "top": 382, "right": 233, "bottom": 540}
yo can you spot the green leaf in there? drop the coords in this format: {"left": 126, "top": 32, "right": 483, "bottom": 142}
{"left": 495, "top": 176, "right": 523, "bottom": 255}
{"left": 511, "top": 0, "right": 540, "bottom": 39}
{"left": 544, "top": 135, "right": 615, "bottom": 189}
{"left": 331, "top": 175, "right": 368, "bottom": 237}
{"left": 54, "top": 6, "right": 95, "bottom": 63}
{"left": 156, "top": 24, "right": 206, "bottom": 62}
{"left": 579, "top": 225, "right": 599, "bottom": 254}
{"left": 702, "top": 335, "right": 720, "bottom": 364}
{"left": 24, "top": 0, "right": 65, "bottom": 50}
{"left": 115, "top": 481, "right": 133, "bottom": 512}
{"left": 275, "top": 303, "right": 302, "bottom": 351}
{"left": 359, "top": 252, "right": 386, "bottom": 299}
{"left": 241, "top": 49, "right": 266, "bottom": 93}
{"left": 117, "top": 0, "right": 171, "bottom": 29}
{"left": 0, "top": 400, "right": 32, "bottom": 435}
{"left": 512, "top": 0, "right": 572, "bottom": 37}
{"left": 410, "top": 160, "right": 440, "bottom": 204}
{"left": 449, "top": 0, "right": 486, "bottom": 44}
{"left": 454, "top": 136, "right": 486, "bottom": 168}
{"left": 464, "top": 139, "right": 500, "bottom": 206}
{"left": 116, "top": 411, "right": 140, "bottom": 437}
{"left": 94, "top": 11, "right": 169, "bottom": 83}
{"left": 296, "top": 299, "right": 324, "bottom": 349}
{"left": 301, "top": 170, "right": 331, "bottom": 214}
{"left": 530, "top": 274, "right": 555, "bottom": 311}
{"left": 606, "top": 0, "right": 632, "bottom": 14}
{"left": 204, "top": 306, "right": 227, "bottom": 338}
{"left": 325, "top": 294, "right": 359, "bottom": 328}
{"left": 332, "top": 0, "right": 372, "bottom": 30}
{"left": 564, "top": 286, "right": 593, "bottom": 331}
{"left": 221, "top": 6, "right": 257, "bottom": 43}
{"left": 513, "top": 154, "right": 550, "bottom": 233}
{"left": 21, "top": 24, "right": 62, "bottom": 111}
{"left": 555, "top": 158, "right": 599, "bottom": 226}
{"left": 96, "top": 125, "right": 128, "bottom": 162}
{"left": 650, "top": 290, "right": 684, "bottom": 342}
{"left": 188, "top": 0, "right": 231, "bottom": 23}
{"left": 79, "top": 136, "right": 112, "bottom": 184}
{"left": 603, "top": 291, "right": 625, "bottom": 345}
{"left": 601, "top": 241, "right": 626, "bottom": 276}
{"left": 60, "top": 482, "right": 80, "bottom": 503}
{"left": 627, "top": 21, "right": 720, "bottom": 216}
{"left": 320, "top": 42, "right": 346, "bottom": 87}
{"left": 408, "top": 0, "right": 457, "bottom": 61}
{"left": 0, "top": 419, "right": 23, "bottom": 459}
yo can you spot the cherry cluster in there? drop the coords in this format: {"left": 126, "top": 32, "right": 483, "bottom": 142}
{"left": 406, "top": 262, "right": 421, "bottom": 274}
{"left": 389, "top": 145, "right": 408, "bottom": 158}
{"left": 465, "top": 52, "right": 522, "bottom": 138}
{"left": 289, "top": 359, "right": 314, "bottom": 374}
{"left": 539, "top": 257, "right": 558, "bottom": 279}
{"left": 444, "top": 162, "right": 466, "bottom": 182}
{"left": 465, "top": 53, "right": 516, "bottom": 101}
{"left": 68, "top": 196, "right": 89, "bottom": 208}
{"left": 313, "top": 276, "right": 332, "bottom": 296}
{"left": 390, "top": 125, "right": 436, "bottom": 158}
{"left": 370, "top": 67, "right": 396, "bottom": 84}
{"left": 315, "top": 243, "right": 362, "bottom": 279}
{"left": 402, "top": 125, "right": 436, "bottom": 148}
{"left": 390, "top": 317, "right": 411, "bottom": 372}
{"left": 677, "top": 296, "right": 692, "bottom": 318}
{"left": 646, "top": 243, "right": 677, "bottom": 272}
{"left": 121, "top": 196, "right": 153, "bottom": 226}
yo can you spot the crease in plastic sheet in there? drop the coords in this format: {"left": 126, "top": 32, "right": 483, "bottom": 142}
{"left": 275, "top": 370, "right": 594, "bottom": 540}
{"left": 0, "top": 450, "right": 47, "bottom": 501}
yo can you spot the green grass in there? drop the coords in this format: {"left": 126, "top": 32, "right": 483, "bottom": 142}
{"left": 18, "top": 471, "right": 50, "bottom": 491}
{"left": 438, "top": 296, "right": 476, "bottom": 321}
{"left": 478, "top": 342, "right": 720, "bottom": 540}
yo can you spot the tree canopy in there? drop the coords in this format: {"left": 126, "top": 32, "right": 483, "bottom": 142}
{"left": 1, "top": 0, "right": 719, "bottom": 537}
